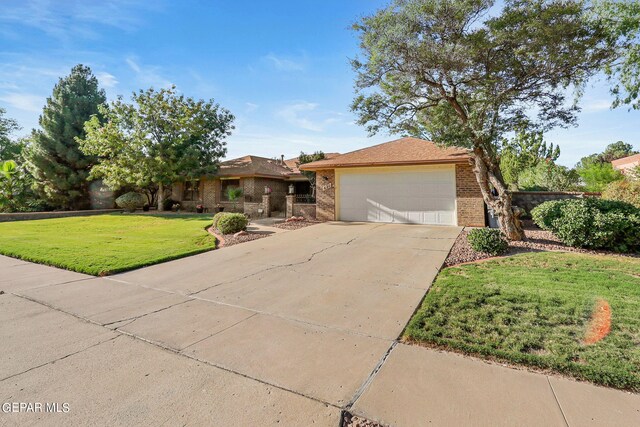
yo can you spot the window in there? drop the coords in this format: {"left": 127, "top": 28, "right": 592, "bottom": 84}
{"left": 184, "top": 180, "right": 200, "bottom": 201}
{"left": 221, "top": 179, "right": 240, "bottom": 201}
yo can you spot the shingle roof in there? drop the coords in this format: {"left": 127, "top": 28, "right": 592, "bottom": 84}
{"left": 299, "top": 137, "right": 470, "bottom": 170}
{"left": 217, "top": 155, "right": 293, "bottom": 178}
{"left": 612, "top": 153, "right": 640, "bottom": 167}
{"left": 284, "top": 153, "right": 341, "bottom": 175}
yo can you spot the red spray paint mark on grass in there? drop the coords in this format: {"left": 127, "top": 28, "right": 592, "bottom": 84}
{"left": 583, "top": 299, "right": 611, "bottom": 345}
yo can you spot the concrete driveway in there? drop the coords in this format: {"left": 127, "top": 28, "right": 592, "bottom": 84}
{"left": 0, "top": 222, "right": 459, "bottom": 425}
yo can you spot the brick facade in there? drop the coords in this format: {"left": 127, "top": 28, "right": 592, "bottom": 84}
{"left": 315, "top": 169, "right": 336, "bottom": 221}
{"left": 455, "top": 163, "right": 486, "bottom": 227}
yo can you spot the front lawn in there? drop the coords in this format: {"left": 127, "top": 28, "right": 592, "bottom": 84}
{"left": 405, "top": 252, "right": 640, "bottom": 391}
{"left": 0, "top": 214, "right": 216, "bottom": 275}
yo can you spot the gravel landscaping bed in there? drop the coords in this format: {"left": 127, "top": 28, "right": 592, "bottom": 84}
{"left": 445, "top": 221, "right": 639, "bottom": 267}
{"left": 271, "top": 219, "right": 321, "bottom": 230}
{"left": 343, "top": 413, "right": 383, "bottom": 427}
{"left": 207, "top": 227, "right": 268, "bottom": 248}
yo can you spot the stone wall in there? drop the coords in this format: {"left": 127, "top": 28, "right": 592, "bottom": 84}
{"left": 455, "top": 163, "right": 486, "bottom": 227}
{"left": 0, "top": 209, "right": 123, "bottom": 223}
{"left": 511, "top": 191, "right": 601, "bottom": 214}
{"left": 315, "top": 169, "right": 336, "bottom": 221}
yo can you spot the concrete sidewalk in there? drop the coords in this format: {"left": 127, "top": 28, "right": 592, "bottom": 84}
{"left": 1, "top": 222, "right": 639, "bottom": 426}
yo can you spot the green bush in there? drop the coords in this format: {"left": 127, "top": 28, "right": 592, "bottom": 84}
{"left": 531, "top": 198, "right": 640, "bottom": 252}
{"left": 162, "top": 198, "right": 177, "bottom": 211}
{"left": 115, "top": 192, "right": 145, "bottom": 212}
{"left": 602, "top": 179, "right": 640, "bottom": 209}
{"left": 212, "top": 212, "right": 227, "bottom": 230}
{"left": 216, "top": 213, "right": 248, "bottom": 235}
{"left": 467, "top": 228, "right": 509, "bottom": 255}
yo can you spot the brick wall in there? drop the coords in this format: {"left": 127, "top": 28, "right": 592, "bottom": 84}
{"left": 455, "top": 163, "right": 486, "bottom": 227}
{"left": 315, "top": 169, "right": 336, "bottom": 221}
{"left": 293, "top": 203, "right": 316, "bottom": 220}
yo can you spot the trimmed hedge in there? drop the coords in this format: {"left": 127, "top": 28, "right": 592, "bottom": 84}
{"left": 532, "top": 198, "right": 640, "bottom": 253}
{"left": 115, "top": 192, "right": 145, "bottom": 212}
{"left": 467, "top": 228, "right": 508, "bottom": 255}
{"left": 214, "top": 212, "right": 248, "bottom": 234}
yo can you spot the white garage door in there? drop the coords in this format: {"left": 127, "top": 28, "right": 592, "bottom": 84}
{"left": 338, "top": 166, "right": 457, "bottom": 225}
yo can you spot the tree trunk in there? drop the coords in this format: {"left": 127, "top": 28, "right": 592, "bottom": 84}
{"left": 470, "top": 149, "right": 524, "bottom": 241}
{"left": 157, "top": 182, "right": 165, "bottom": 212}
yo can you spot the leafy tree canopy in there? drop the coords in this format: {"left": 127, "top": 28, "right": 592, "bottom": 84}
{"left": 595, "top": 0, "right": 640, "bottom": 109}
{"left": 517, "top": 161, "right": 580, "bottom": 192}
{"left": 0, "top": 107, "right": 21, "bottom": 162}
{"left": 297, "top": 151, "right": 326, "bottom": 197}
{"left": 577, "top": 161, "right": 624, "bottom": 191}
{"left": 79, "top": 86, "right": 234, "bottom": 210}
{"left": 350, "top": 0, "right": 626, "bottom": 239}
{"left": 25, "top": 64, "right": 106, "bottom": 210}
{"left": 500, "top": 129, "right": 560, "bottom": 186}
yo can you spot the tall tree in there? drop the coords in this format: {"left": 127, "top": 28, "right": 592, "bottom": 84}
{"left": 350, "top": 0, "right": 626, "bottom": 240}
{"left": 595, "top": 0, "right": 640, "bottom": 109}
{"left": 297, "top": 151, "right": 326, "bottom": 198}
{"left": 500, "top": 129, "right": 560, "bottom": 186}
{"left": 0, "top": 107, "right": 21, "bottom": 161}
{"left": 79, "top": 86, "right": 234, "bottom": 211}
{"left": 25, "top": 64, "right": 106, "bottom": 210}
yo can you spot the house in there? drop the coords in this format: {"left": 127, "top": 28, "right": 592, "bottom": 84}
{"left": 171, "top": 153, "right": 339, "bottom": 217}
{"left": 612, "top": 153, "right": 640, "bottom": 176}
{"left": 299, "top": 137, "right": 486, "bottom": 226}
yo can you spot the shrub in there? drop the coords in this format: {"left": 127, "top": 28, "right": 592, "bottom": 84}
{"left": 212, "top": 212, "right": 227, "bottom": 229}
{"left": 115, "top": 192, "right": 145, "bottom": 212}
{"left": 467, "top": 228, "right": 508, "bottom": 255}
{"left": 162, "top": 198, "right": 177, "bottom": 211}
{"left": 602, "top": 179, "right": 640, "bottom": 209}
{"left": 531, "top": 198, "right": 640, "bottom": 252}
{"left": 216, "top": 213, "right": 248, "bottom": 234}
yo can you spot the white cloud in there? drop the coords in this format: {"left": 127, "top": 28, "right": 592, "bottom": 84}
{"left": 276, "top": 102, "right": 323, "bottom": 131}
{"left": 96, "top": 71, "right": 118, "bottom": 88}
{"left": 245, "top": 102, "right": 259, "bottom": 113}
{"left": 275, "top": 102, "right": 348, "bottom": 132}
{"left": 263, "top": 53, "right": 306, "bottom": 72}
{"left": 125, "top": 56, "right": 172, "bottom": 89}
{"left": 0, "top": 92, "right": 44, "bottom": 113}
{"left": 582, "top": 99, "right": 612, "bottom": 113}
{"left": 0, "top": 0, "right": 163, "bottom": 42}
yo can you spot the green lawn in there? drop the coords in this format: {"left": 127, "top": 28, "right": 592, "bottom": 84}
{"left": 405, "top": 252, "right": 640, "bottom": 391}
{"left": 0, "top": 214, "right": 216, "bottom": 275}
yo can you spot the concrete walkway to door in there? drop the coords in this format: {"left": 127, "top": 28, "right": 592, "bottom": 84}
{"left": 1, "top": 222, "right": 638, "bottom": 426}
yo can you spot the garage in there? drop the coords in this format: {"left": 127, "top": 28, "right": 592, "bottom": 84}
{"left": 337, "top": 165, "right": 457, "bottom": 225}
{"left": 300, "top": 137, "right": 486, "bottom": 227}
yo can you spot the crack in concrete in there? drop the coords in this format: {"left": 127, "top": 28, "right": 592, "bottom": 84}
{"left": 102, "top": 299, "right": 192, "bottom": 328}
{"left": 178, "top": 313, "right": 259, "bottom": 351}
{"left": 1, "top": 276, "right": 97, "bottom": 294}
{"left": 0, "top": 335, "right": 120, "bottom": 383}
{"left": 187, "top": 238, "right": 357, "bottom": 297}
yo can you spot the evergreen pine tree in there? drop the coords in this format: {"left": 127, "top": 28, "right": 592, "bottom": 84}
{"left": 26, "top": 64, "right": 106, "bottom": 210}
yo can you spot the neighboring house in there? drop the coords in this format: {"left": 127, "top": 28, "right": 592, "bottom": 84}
{"left": 299, "top": 137, "right": 486, "bottom": 226}
{"left": 171, "top": 153, "right": 339, "bottom": 216}
{"left": 612, "top": 153, "right": 640, "bottom": 177}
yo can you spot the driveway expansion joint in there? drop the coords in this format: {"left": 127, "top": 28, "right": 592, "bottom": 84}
{"left": 547, "top": 376, "right": 571, "bottom": 427}
{"left": 345, "top": 341, "right": 398, "bottom": 411}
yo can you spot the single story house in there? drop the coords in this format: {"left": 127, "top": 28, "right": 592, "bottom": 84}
{"left": 171, "top": 153, "right": 338, "bottom": 216}
{"left": 612, "top": 153, "right": 640, "bottom": 176}
{"left": 299, "top": 137, "right": 486, "bottom": 227}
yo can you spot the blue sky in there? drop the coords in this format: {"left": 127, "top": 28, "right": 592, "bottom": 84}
{"left": 0, "top": 0, "right": 637, "bottom": 167}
